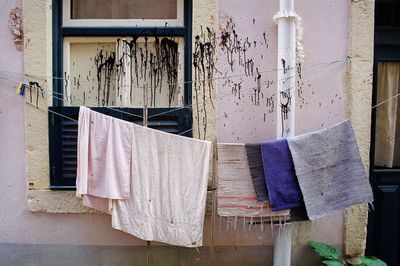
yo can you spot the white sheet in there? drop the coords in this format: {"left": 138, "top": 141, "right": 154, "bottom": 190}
{"left": 111, "top": 124, "right": 212, "bottom": 247}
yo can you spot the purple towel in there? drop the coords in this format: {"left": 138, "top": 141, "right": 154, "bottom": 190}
{"left": 245, "top": 144, "right": 269, "bottom": 202}
{"left": 260, "top": 139, "right": 303, "bottom": 211}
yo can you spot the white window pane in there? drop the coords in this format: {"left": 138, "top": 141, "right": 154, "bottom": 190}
{"left": 63, "top": 37, "right": 183, "bottom": 108}
{"left": 64, "top": 41, "right": 117, "bottom": 106}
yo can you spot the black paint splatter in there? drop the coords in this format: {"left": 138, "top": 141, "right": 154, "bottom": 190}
{"left": 281, "top": 59, "right": 288, "bottom": 74}
{"left": 193, "top": 26, "right": 217, "bottom": 140}
{"left": 94, "top": 50, "right": 116, "bottom": 106}
{"left": 116, "top": 37, "right": 179, "bottom": 107}
{"left": 219, "top": 19, "right": 270, "bottom": 103}
{"left": 279, "top": 89, "right": 292, "bottom": 137}
{"left": 28, "top": 81, "right": 44, "bottom": 108}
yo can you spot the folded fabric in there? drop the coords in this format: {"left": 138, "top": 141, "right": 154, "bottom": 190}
{"left": 245, "top": 144, "right": 269, "bottom": 202}
{"left": 111, "top": 123, "right": 212, "bottom": 248}
{"left": 76, "top": 107, "right": 133, "bottom": 213}
{"left": 217, "top": 143, "right": 290, "bottom": 220}
{"left": 287, "top": 120, "right": 374, "bottom": 220}
{"left": 260, "top": 139, "right": 304, "bottom": 211}
{"left": 83, "top": 195, "right": 111, "bottom": 215}
{"left": 76, "top": 106, "right": 91, "bottom": 198}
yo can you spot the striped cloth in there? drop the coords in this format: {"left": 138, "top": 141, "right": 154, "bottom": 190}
{"left": 217, "top": 143, "right": 290, "bottom": 220}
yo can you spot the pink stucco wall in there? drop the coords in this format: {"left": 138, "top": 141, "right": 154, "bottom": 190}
{"left": 217, "top": 0, "right": 348, "bottom": 142}
{"left": 215, "top": 0, "right": 348, "bottom": 247}
{"left": 0, "top": 0, "right": 346, "bottom": 256}
{"left": 0, "top": 0, "right": 145, "bottom": 246}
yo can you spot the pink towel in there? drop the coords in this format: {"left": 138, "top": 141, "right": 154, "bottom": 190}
{"left": 83, "top": 195, "right": 112, "bottom": 214}
{"left": 76, "top": 107, "right": 133, "bottom": 213}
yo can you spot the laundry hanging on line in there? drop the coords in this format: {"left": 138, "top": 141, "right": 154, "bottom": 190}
{"left": 260, "top": 139, "right": 304, "bottom": 211}
{"left": 15, "top": 82, "right": 25, "bottom": 96}
{"left": 76, "top": 106, "right": 212, "bottom": 247}
{"left": 248, "top": 140, "right": 308, "bottom": 221}
{"left": 218, "top": 120, "right": 373, "bottom": 223}
{"left": 112, "top": 120, "right": 211, "bottom": 248}
{"left": 245, "top": 144, "right": 269, "bottom": 202}
{"left": 217, "top": 143, "right": 291, "bottom": 221}
{"left": 287, "top": 119, "right": 374, "bottom": 220}
{"left": 76, "top": 106, "right": 133, "bottom": 214}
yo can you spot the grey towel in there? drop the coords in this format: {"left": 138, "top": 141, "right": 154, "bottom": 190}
{"left": 287, "top": 120, "right": 374, "bottom": 220}
{"left": 245, "top": 144, "right": 269, "bottom": 202}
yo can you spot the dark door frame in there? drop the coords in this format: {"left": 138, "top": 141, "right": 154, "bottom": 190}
{"left": 366, "top": 27, "right": 400, "bottom": 265}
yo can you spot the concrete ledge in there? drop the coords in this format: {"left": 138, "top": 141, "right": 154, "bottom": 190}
{"left": 27, "top": 190, "right": 95, "bottom": 213}
{"left": 27, "top": 189, "right": 215, "bottom": 214}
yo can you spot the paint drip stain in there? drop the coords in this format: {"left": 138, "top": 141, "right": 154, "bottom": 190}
{"left": 193, "top": 26, "right": 217, "bottom": 140}
{"left": 116, "top": 37, "right": 179, "bottom": 107}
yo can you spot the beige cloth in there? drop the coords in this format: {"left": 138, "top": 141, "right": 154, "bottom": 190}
{"left": 217, "top": 143, "right": 290, "bottom": 220}
{"left": 112, "top": 123, "right": 212, "bottom": 248}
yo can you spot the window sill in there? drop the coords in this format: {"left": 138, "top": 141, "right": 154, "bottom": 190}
{"left": 27, "top": 190, "right": 214, "bottom": 214}
{"left": 27, "top": 190, "right": 97, "bottom": 213}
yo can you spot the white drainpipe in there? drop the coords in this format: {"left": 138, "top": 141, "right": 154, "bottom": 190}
{"left": 276, "top": 0, "right": 296, "bottom": 139}
{"left": 274, "top": 0, "right": 296, "bottom": 265}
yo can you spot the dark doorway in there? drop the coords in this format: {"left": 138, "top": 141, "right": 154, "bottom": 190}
{"left": 366, "top": 1, "right": 400, "bottom": 265}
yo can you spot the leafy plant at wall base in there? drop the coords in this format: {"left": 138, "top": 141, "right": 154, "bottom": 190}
{"left": 309, "top": 241, "right": 387, "bottom": 266}
{"left": 310, "top": 241, "right": 341, "bottom": 260}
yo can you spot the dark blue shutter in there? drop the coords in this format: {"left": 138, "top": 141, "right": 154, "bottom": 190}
{"left": 49, "top": 106, "right": 192, "bottom": 190}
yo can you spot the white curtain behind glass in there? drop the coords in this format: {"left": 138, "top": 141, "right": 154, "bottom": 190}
{"left": 375, "top": 61, "right": 400, "bottom": 167}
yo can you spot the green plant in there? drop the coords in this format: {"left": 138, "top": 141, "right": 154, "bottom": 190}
{"left": 309, "top": 241, "right": 387, "bottom": 266}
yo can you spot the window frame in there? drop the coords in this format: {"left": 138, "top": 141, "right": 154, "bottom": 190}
{"left": 50, "top": 0, "right": 193, "bottom": 189}
{"left": 52, "top": 0, "right": 192, "bottom": 108}
{"left": 62, "top": 0, "right": 185, "bottom": 27}
{"left": 366, "top": 12, "right": 400, "bottom": 261}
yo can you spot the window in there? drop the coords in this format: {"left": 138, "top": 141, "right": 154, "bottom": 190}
{"left": 375, "top": 0, "right": 400, "bottom": 27}
{"left": 373, "top": 61, "right": 400, "bottom": 168}
{"left": 49, "top": 0, "right": 193, "bottom": 189}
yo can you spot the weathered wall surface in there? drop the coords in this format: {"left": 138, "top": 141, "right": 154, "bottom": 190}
{"left": 0, "top": 0, "right": 373, "bottom": 265}
{"left": 217, "top": 0, "right": 348, "bottom": 142}
{"left": 345, "top": 0, "right": 375, "bottom": 257}
{"left": 216, "top": 0, "right": 348, "bottom": 249}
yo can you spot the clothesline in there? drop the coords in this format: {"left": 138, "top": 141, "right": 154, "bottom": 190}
{"left": 0, "top": 89, "right": 228, "bottom": 136}
{"left": 0, "top": 78, "right": 195, "bottom": 123}
{"left": 0, "top": 74, "right": 144, "bottom": 120}
{"left": 0, "top": 58, "right": 347, "bottom": 126}
{"left": 0, "top": 58, "right": 346, "bottom": 107}
{"left": 0, "top": 58, "right": 348, "bottom": 90}
{"left": 1, "top": 64, "right": 399, "bottom": 136}
{"left": 218, "top": 57, "right": 345, "bottom": 99}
